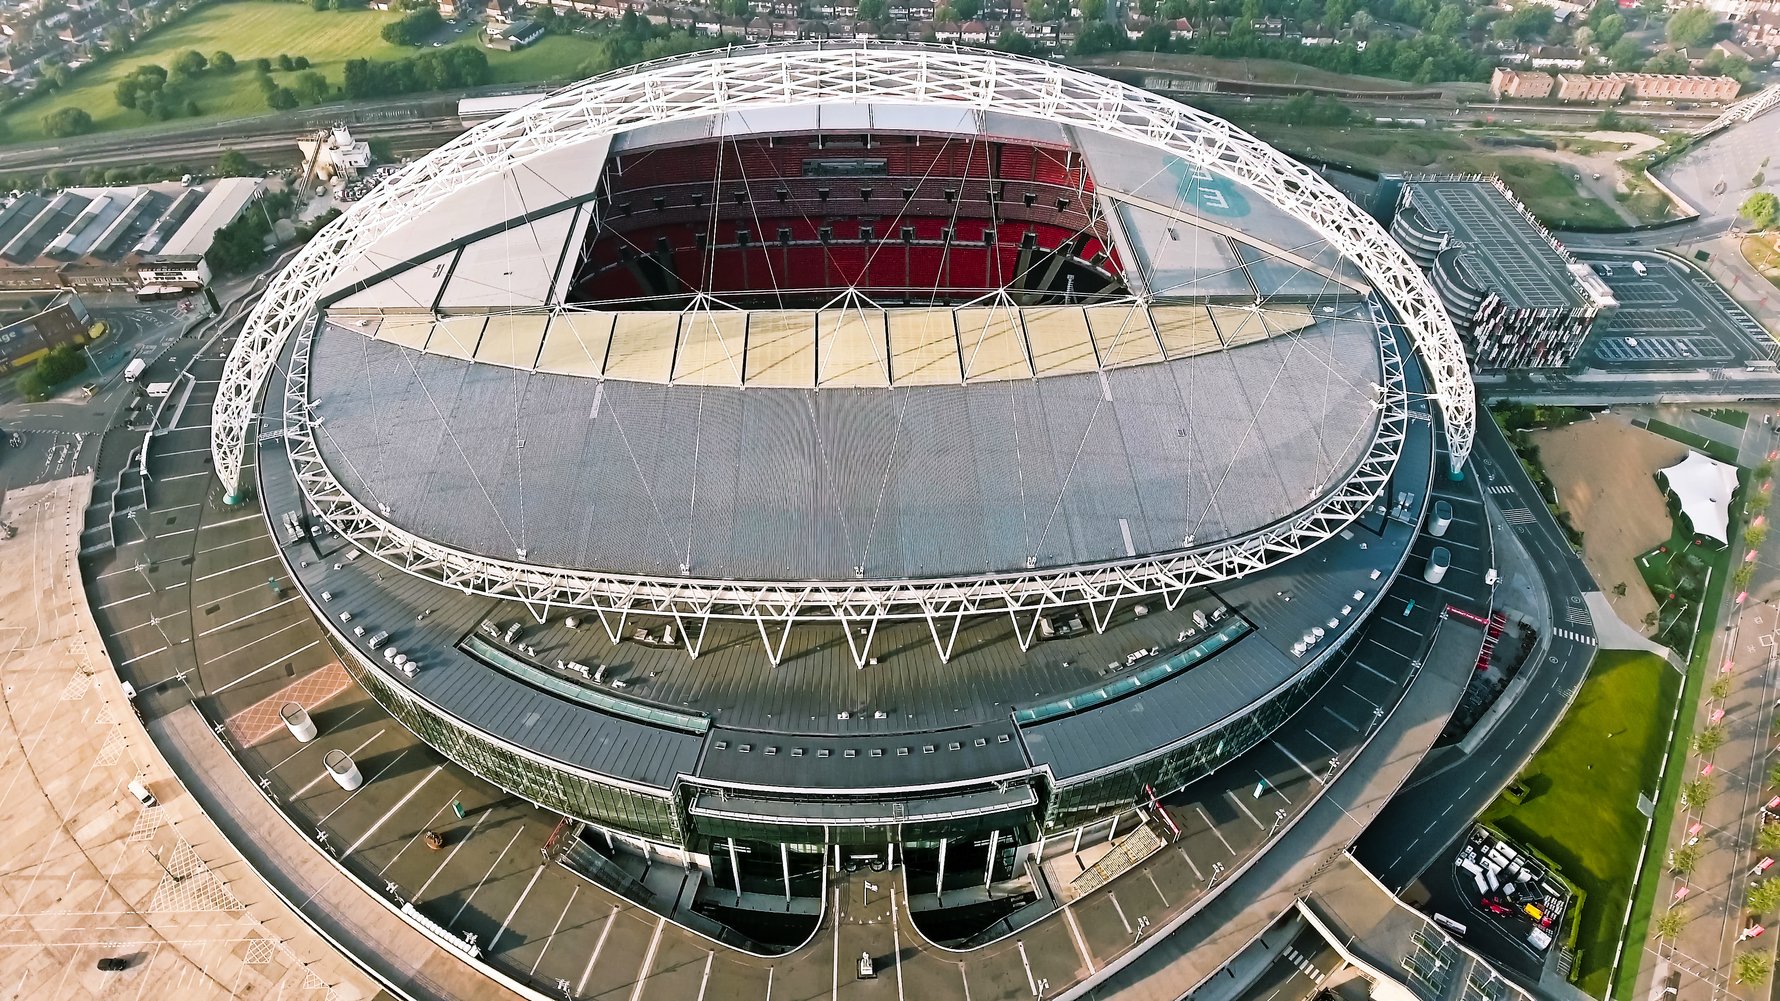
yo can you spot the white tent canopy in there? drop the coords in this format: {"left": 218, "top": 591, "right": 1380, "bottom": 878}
{"left": 1659, "top": 450, "right": 1740, "bottom": 545}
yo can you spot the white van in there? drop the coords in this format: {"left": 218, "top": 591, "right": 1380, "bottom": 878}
{"left": 126, "top": 779, "right": 156, "bottom": 808}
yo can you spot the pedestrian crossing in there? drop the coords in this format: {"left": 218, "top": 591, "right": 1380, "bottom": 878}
{"left": 1553, "top": 627, "right": 1596, "bottom": 646}
{"left": 1485, "top": 484, "right": 1518, "bottom": 496}
{"left": 1501, "top": 507, "right": 1536, "bottom": 525}
{"left": 1281, "top": 946, "right": 1324, "bottom": 980}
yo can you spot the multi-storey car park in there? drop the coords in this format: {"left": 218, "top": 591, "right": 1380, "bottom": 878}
{"left": 1386, "top": 175, "right": 1619, "bottom": 370}
{"left": 205, "top": 43, "right": 1480, "bottom": 952}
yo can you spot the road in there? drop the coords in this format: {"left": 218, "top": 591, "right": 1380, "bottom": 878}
{"left": 1355, "top": 415, "right": 1600, "bottom": 955}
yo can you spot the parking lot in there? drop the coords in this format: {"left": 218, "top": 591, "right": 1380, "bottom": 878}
{"left": 1577, "top": 250, "right": 1775, "bottom": 371}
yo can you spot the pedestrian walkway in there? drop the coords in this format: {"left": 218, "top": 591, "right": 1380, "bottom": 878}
{"left": 0, "top": 475, "right": 376, "bottom": 1001}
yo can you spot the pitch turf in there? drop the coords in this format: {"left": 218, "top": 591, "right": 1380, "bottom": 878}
{"left": 1482, "top": 650, "right": 1680, "bottom": 999}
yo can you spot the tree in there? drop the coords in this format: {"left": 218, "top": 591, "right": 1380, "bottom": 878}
{"left": 1594, "top": 12, "right": 1626, "bottom": 48}
{"left": 183, "top": 99, "right": 200, "bottom": 117}
{"left": 1671, "top": 844, "right": 1702, "bottom": 876}
{"left": 1654, "top": 908, "right": 1687, "bottom": 940}
{"left": 1736, "top": 953, "right": 1772, "bottom": 986}
{"left": 212, "top": 51, "right": 236, "bottom": 73}
{"left": 1742, "top": 192, "right": 1779, "bottom": 231}
{"left": 381, "top": 5, "right": 443, "bottom": 44}
{"left": 276, "top": 53, "right": 296, "bottom": 72}
{"left": 1695, "top": 724, "right": 1728, "bottom": 755}
{"left": 1711, "top": 676, "right": 1734, "bottom": 700}
{"left": 1746, "top": 523, "right": 1769, "bottom": 549}
{"left": 216, "top": 149, "right": 254, "bottom": 177}
{"left": 17, "top": 343, "right": 88, "bottom": 401}
{"left": 1681, "top": 776, "right": 1715, "bottom": 808}
{"left": 1644, "top": 50, "right": 1689, "bottom": 74}
{"left": 252, "top": 57, "right": 272, "bottom": 73}
{"left": 172, "top": 49, "right": 207, "bottom": 77}
{"left": 1079, "top": 0, "right": 1106, "bottom": 20}
{"left": 291, "top": 70, "right": 330, "bottom": 104}
{"left": 1760, "top": 821, "right": 1780, "bottom": 853}
{"left": 1667, "top": 6, "right": 1716, "bottom": 49}
{"left": 40, "top": 106, "right": 93, "bottom": 137}
{"left": 266, "top": 86, "right": 299, "bottom": 111}
{"left": 1607, "top": 36, "right": 1644, "bottom": 69}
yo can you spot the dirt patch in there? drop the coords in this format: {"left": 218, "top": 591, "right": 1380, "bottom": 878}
{"left": 1534, "top": 416, "right": 1687, "bottom": 633}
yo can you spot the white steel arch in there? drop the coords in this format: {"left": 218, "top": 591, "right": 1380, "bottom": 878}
{"left": 213, "top": 41, "right": 1472, "bottom": 497}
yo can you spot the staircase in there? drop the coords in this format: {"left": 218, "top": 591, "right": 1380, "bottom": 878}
{"left": 1473, "top": 612, "right": 1507, "bottom": 674}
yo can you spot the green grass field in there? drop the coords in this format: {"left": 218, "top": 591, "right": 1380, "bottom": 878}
{"left": 1244, "top": 123, "right": 1625, "bottom": 229}
{"left": 1, "top": 2, "right": 411, "bottom": 142}
{"left": 1640, "top": 418, "right": 1742, "bottom": 464}
{"left": 1483, "top": 650, "right": 1681, "bottom": 999}
{"left": 484, "top": 35, "right": 607, "bottom": 85}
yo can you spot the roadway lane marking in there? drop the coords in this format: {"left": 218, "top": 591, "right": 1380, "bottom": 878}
{"left": 345, "top": 764, "right": 442, "bottom": 856}
{"left": 1271, "top": 740, "right": 1324, "bottom": 785}
{"left": 491, "top": 862, "right": 547, "bottom": 953}
{"left": 209, "top": 637, "right": 322, "bottom": 691}
{"left": 198, "top": 596, "right": 300, "bottom": 638}
{"left": 531, "top": 885, "right": 579, "bottom": 976}
{"left": 292, "top": 728, "right": 386, "bottom": 798}
{"left": 576, "top": 905, "right": 619, "bottom": 998}
{"left": 628, "top": 916, "right": 666, "bottom": 1001}
{"left": 449, "top": 823, "right": 527, "bottom": 925}
{"left": 194, "top": 554, "right": 281, "bottom": 583}
{"left": 1225, "top": 790, "right": 1266, "bottom": 829}
{"left": 1194, "top": 806, "right": 1237, "bottom": 855}
{"left": 320, "top": 749, "right": 411, "bottom": 822}
{"left": 1062, "top": 904, "right": 1096, "bottom": 973}
{"left": 697, "top": 949, "right": 715, "bottom": 1001}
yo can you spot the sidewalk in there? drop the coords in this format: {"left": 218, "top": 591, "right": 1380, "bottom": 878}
{"left": 0, "top": 475, "right": 378, "bottom": 1001}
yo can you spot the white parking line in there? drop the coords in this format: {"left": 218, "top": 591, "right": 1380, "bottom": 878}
{"left": 196, "top": 535, "right": 263, "bottom": 556}
{"left": 269, "top": 707, "right": 369, "bottom": 773}
{"left": 97, "top": 591, "right": 153, "bottom": 610}
{"left": 206, "top": 632, "right": 317, "bottom": 684}
{"left": 205, "top": 512, "right": 266, "bottom": 530}
{"left": 198, "top": 596, "right": 300, "bottom": 638}
{"left": 156, "top": 471, "right": 211, "bottom": 482}
{"left": 1194, "top": 805, "right": 1237, "bottom": 855}
{"left": 697, "top": 948, "right": 715, "bottom": 1001}
{"left": 194, "top": 554, "right": 281, "bottom": 583}
{"left": 1062, "top": 904, "right": 1096, "bottom": 973}
{"left": 490, "top": 862, "right": 547, "bottom": 953}
{"left": 449, "top": 824, "right": 526, "bottom": 925}
{"left": 377, "top": 787, "right": 462, "bottom": 874}
{"left": 320, "top": 749, "right": 411, "bottom": 822}
{"left": 1225, "top": 790, "right": 1266, "bottom": 829}
{"left": 414, "top": 809, "right": 491, "bottom": 900}
{"left": 292, "top": 729, "right": 387, "bottom": 798}
{"left": 577, "top": 906, "right": 619, "bottom": 998}
{"left": 346, "top": 766, "right": 442, "bottom": 856}
{"left": 1271, "top": 740, "right": 1323, "bottom": 785}
{"left": 119, "top": 646, "right": 169, "bottom": 666}
{"left": 531, "top": 885, "right": 579, "bottom": 976}
{"left": 628, "top": 917, "right": 666, "bottom": 1001}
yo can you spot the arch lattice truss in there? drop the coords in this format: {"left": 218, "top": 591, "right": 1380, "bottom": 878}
{"left": 215, "top": 42, "right": 1472, "bottom": 665}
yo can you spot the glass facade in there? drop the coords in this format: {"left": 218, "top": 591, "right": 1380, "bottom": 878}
{"left": 355, "top": 661, "right": 684, "bottom": 841}
{"left": 1041, "top": 642, "right": 1354, "bottom": 832}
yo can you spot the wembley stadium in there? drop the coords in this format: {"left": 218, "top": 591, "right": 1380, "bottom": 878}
{"left": 212, "top": 42, "right": 1475, "bottom": 939}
